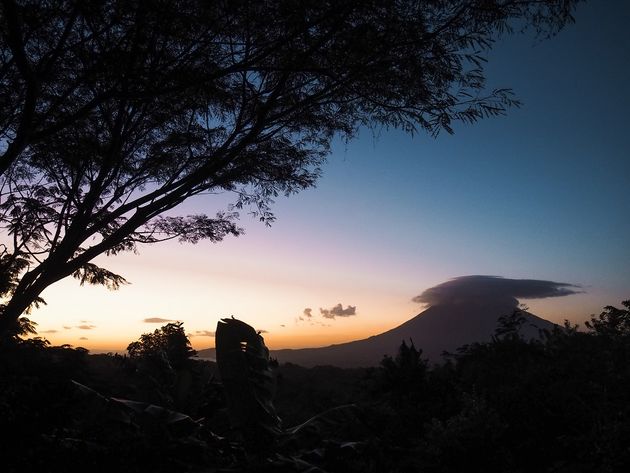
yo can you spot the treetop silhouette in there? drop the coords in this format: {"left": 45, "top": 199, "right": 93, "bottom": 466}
{"left": 0, "top": 0, "right": 582, "bottom": 331}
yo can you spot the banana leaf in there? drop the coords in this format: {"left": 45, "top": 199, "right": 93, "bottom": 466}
{"left": 215, "top": 317, "right": 281, "bottom": 447}
{"left": 71, "top": 380, "right": 199, "bottom": 437}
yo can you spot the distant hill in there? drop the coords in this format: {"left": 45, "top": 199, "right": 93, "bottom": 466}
{"left": 197, "top": 298, "right": 555, "bottom": 368}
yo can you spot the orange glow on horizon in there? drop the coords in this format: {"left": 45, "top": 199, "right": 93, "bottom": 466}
{"left": 37, "top": 320, "right": 394, "bottom": 354}
{"left": 21, "top": 236, "right": 611, "bottom": 357}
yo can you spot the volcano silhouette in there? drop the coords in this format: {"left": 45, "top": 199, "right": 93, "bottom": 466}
{"left": 198, "top": 297, "right": 555, "bottom": 368}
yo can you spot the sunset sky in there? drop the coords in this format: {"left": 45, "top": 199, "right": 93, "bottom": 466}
{"left": 33, "top": 1, "right": 629, "bottom": 353}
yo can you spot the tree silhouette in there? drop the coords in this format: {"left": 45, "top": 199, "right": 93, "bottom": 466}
{"left": 380, "top": 339, "right": 428, "bottom": 396}
{"left": 126, "top": 321, "right": 198, "bottom": 408}
{"left": 0, "top": 0, "right": 582, "bottom": 332}
{"left": 493, "top": 308, "right": 528, "bottom": 341}
{"left": 127, "top": 321, "right": 196, "bottom": 369}
{"left": 585, "top": 300, "right": 630, "bottom": 338}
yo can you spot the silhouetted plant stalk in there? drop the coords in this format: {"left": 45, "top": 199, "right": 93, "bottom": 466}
{"left": 216, "top": 317, "right": 282, "bottom": 454}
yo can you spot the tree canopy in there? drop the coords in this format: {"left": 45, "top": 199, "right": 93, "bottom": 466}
{"left": 0, "top": 0, "right": 582, "bottom": 331}
{"left": 127, "top": 321, "right": 196, "bottom": 367}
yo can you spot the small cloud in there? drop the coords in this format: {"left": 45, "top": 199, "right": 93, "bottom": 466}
{"left": 320, "top": 303, "right": 357, "bottom": 319}
{"left": 40, "top": 329, "right": 58, "bottom": 334}
{"left": 143, "top": 317, "right": 175, "bottom": 324}
{"left": 190, "top": 330, "right": 215, "bottom": 337}
{"left": 77, "top": 324, "right": 96, "bottom": 330}
{"left": 280, "top": 324, "right": 285, "bottom": 327}
{"left": 303, "top": 308, "right": 313, "bottom": 318}
{"left": 63, "top": 325, "right": 72, "bottom": 330}
{"left": 258, "top": 329, "right": 268, "bottom": 333}
{"left": 299, "top": 316, "right": 304, "bottom": 321}
{"left": 79, "top": 337, "right": 88, "bottom": 340}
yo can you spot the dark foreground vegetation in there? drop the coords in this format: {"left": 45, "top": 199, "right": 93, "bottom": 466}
{"left": 1, "top": 301, "right": 629, "bottom": 473}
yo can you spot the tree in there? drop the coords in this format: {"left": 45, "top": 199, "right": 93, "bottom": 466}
{"left": 380, "top": 339, "right": 428, "bottom": 396}
{"left": 0, "top": 0, "right": 582, "bottom": 332}
{"left": 493, "top": 308, "right": 527, "bottom": 341}
{"left": 585, "top": 300, "right": 630, "bottom": 338}
{"left": 127, "top": 321, "right": 196, "bottom": 369}
{"left": 0, "top": 313, "right": 44, "bottom": 347}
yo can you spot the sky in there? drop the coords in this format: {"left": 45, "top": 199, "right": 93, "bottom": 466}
{"left": 33, "top": 1, "right": 629, "bottom": 353}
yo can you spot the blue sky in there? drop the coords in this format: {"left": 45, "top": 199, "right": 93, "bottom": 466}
{"left": 306, "top": 0, "right": 630, "bottom": 297}
{"left": 36, "top": 1, "right": 630, "bottom": 351}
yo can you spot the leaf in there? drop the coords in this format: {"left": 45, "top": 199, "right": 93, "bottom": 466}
{"left": 110, "top": 397, "right": 199, "bottom": 437}
{"left": 284, "top": 404, "right": 358, "bottom": 436}
{"left": 215, "top": 317, "right": 281, "bottom": 448}
{"left": 72, "top": 263, "right": 128, "bottom": 290}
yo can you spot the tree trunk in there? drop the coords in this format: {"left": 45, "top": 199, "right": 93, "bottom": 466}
{"left": 0, "top": 287, "right": 41, "bottom": 334}
{"left": 0, "top": 270, "right": 59, "bottom": 335}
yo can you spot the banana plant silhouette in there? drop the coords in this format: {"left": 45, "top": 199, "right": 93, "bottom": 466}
{"left": 215, "top": 317, "right": 358, "bottom": 463}
{"left": 216, "top": 317, "right": 282, "bottom": 451}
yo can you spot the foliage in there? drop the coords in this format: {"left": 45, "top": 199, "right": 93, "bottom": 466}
{"left": 274, "top": 363, "right": 370, "bottom": 426}
{"left": 366, "top": 302, "right": 630, "bottom": 473}
{"left": 0, "top": 314, "right": 53, "bottom": 353}
{"left": 4, "top": 299, "right": 630, "bottom": 472}
{"left": 127, "top": 321, "right": 196, "bottom": 367}
{"left": 380, "top": 339, "right": 428, "bottom": 396}
{"left": 585, "top": 299, "right": 630, "bottom": 338}
{"left": 418, "top": 394, "right": 508, "bottom": 472}
{"left": 125, "top": 321, "right": 202, "bottom": 410}
{"left": 0, "top": 340, "right": 91, "bottom": 472}
{"left": 0, "top": 0, "right": 582, "bottom": 331}
{"left": 215, "top": 316, "right": 282, "bottom": 452}
{"left": 493, "top": 307, "right": 528, "bottom": 340}
{"left": 216, "top": 317, "right": 369, "bottom": 472}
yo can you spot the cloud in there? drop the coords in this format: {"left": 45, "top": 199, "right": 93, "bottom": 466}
{"left": 143, "top": 317, "right": 175, "bottom": 324}
{"left": 303, "top": 308, "right": 313, "bottom": 318}
{"left": 40, "top": 329, "right": 58, "bottom": 333}
{"left": 258, "top": 329, "right": 269, "bottom": 333}
{"left": 63, "top": 326, "right": 72, "bottom": 330}
{"left": 413, "top": 275, "right": 582, "bottom": 307}
{"left": 320, "top": 303, "right": 357, "bottom": 319}
{"left": 79, "top": 337, "right": 88, "bottom": 340}
{"left": 77, "top": 324, "right": 96, "bottom": 330}
{"left": 189, "top": 330, "right": 215, "bottom": 337}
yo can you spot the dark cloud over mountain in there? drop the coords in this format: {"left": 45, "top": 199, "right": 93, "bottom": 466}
{"left": 414, "top": 275, "right": 582, "bottom": 307}
{"left": 320, "top": 303, "right": 357, "bottom": 319}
